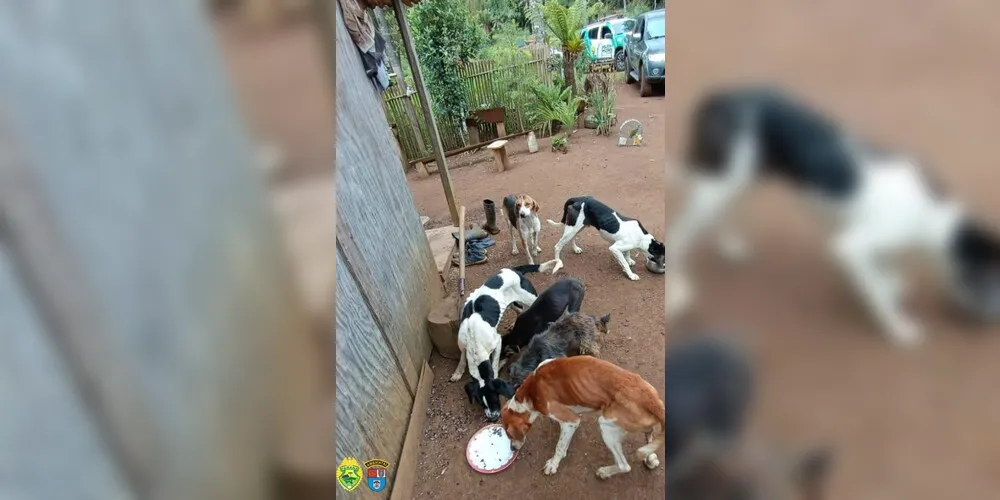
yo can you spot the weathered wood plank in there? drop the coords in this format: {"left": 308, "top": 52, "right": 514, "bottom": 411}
{"left": 0, "top": 244, "right": 133, "bottom": 500}
{"left": 335, "top": 250, "right": 414, "bottom": 498}
{"left": 0, "top": 2, "right": 309, "bottom": 499}
{"left": 335, "top": 0, "right": 438, "bottom": 392}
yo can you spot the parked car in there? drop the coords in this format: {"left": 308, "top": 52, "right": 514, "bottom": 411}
{"left": 624, "top": 8, "right": 665, "bottom": 97}
{"left": 580, "top": 17, "right": 637, "bottom": 71}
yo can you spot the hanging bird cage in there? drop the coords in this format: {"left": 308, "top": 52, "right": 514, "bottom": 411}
{"left": 617, "top": 119, "right": 643, "bottom": 147}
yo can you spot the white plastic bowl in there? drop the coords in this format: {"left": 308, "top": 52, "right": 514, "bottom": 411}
{"left": 466, "top": 424, "right": 519, "bottom": 474}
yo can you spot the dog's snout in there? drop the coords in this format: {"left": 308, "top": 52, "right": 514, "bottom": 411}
{"left": 486, "top": 410, "right": 501, "bottom": 422}
{"left": 510, "top": 444, "right": 517, "bottom": 451}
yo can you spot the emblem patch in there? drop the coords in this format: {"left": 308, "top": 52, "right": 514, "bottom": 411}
{"left": 336, "top": 457, "right": 363, "bottom": 492}
{"left": 365, "top": 459, "right": 391, "bottom": 492}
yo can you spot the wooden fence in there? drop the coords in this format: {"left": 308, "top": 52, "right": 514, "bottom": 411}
{"left": 383, "top": 47, "right": 555, "bottom": 163}
{"left": 335, "top": 1, "right": 441, "bottom": 498}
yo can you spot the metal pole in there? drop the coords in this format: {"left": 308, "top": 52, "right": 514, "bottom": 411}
{"left": 392, "top": 0, "right": 460, "bottom": 226}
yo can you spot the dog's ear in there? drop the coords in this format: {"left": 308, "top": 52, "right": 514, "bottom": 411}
{"left": 791, "top": 446, "right": 834, "bottom": 500}
{"left": 488, "top": 378, "right": 516, "bottom": 399}
{"left": 531, "top": 197, "right": 541, "bottom": 213}
{"left": 599, "top": 313, "right": 612, "bottom": 326}
{"left": 464, "top": 380, "right": 479, "bottom": 404}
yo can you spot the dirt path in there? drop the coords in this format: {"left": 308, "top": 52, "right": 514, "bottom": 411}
{"left": 407, "top": 84, "right": 666, "bottom": 499}
{"left": 666, "top": 1, "right": 1000, "bottom": 498}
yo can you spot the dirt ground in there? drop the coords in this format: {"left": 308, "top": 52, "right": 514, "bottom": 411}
{"left": 407, "top": 84, "right": 666, "bottom": 499}
{"left": 666, "top": 1, "right": 1000, "bottom": 499}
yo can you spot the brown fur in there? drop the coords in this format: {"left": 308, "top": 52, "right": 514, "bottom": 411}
{"left": 501, "top": 356, "right": 665, "bottom": 466}
{"left": 510, "top": 194, "right": 541, "bottom": 256}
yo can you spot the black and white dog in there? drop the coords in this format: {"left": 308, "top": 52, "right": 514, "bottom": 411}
{"left": 499, "top": 278, "right": 586, "bottom": 365}
{"left": 547, "top": 196, "right": 666, "bottom": 280}
{"left": 666, "top": 85, "right": 1000, "bottom": 346}
{"left": 451, "top": 259, "right": 560, "bottom": 421}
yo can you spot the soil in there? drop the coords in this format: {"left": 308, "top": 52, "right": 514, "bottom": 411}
{"left": 666, "top": 1, "right": 1000, "bottom": 499}
{"left": 407, "top": 84, "right": 666, "bottom": 499}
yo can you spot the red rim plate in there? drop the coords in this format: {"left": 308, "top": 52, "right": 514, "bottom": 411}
{"left": 466, "top": 424, "right": 519, "bottom": 474}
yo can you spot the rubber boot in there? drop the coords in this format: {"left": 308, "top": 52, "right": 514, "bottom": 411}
{"left": 481, "top": 199, "right": 500, "bottom": 235}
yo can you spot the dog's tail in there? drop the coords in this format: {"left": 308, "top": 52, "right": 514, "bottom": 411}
{"left": 547, "top": 199, "right": 573, "bottom": 227}
{"left": 635, "top": 389, "right": 666, "bottom": 462}
{"left": 509, "top": 258, "right": 560, "bottom": 275}
{"left": 546, "top": 219, "right": 564, "bottom": 227}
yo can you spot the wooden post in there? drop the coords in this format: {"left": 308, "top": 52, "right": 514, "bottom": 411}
{"left": 392, "top": 0, "right": 460, "bottom": 226}
{"left": 496, "top": 121, "right": 507, "bottom": 139}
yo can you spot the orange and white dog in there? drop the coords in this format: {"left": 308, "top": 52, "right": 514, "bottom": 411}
{"left": 499, "top": 356, "right": 665, "bottom": 479}
{"left": 502, "top": 194, "right": 543, "bottom": 264}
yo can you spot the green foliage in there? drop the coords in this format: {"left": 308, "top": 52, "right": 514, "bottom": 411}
{"left": 410, "top": 0, "right": 488, "bottom": 128}
{"left": 551, "top": 133, "right": 569, "bottom": 153}
{"left": 587, "top": 80, "right": 617, "bottom": 136}
{"left": 470, "top": 0, "right": 530, "bottom": 31}
{"left": 520, "top": 81, "right": 584, "bottom": 138}
{"left": 536, "top": 0, "right": 589, "bottom": 96}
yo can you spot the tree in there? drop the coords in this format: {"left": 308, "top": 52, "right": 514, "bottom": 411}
{"left": 409, "top": 0, "right": 488, "bottom": 142}
{"left": 538, "top": 0, "right": 588, "bottom": 97}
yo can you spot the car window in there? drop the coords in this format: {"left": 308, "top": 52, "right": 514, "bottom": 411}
{"left": 634, "top": 18, "right": 644, "bottom": 38}
{"left": 587, "top": 27, "right": 600, "bottom": 40}
{"left": 645, "top": 15, "right": 665, "bottom": 39}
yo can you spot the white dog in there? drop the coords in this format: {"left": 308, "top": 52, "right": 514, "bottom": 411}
{"left": 666, "top": 85, "right": 1000, "bottom": 346}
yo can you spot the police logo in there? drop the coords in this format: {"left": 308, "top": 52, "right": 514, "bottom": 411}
{"left": 336, "top": 457, "right": 363, "bottom": 492}
{"left": 365, "top": 459, "right": 391, "bottom": 492}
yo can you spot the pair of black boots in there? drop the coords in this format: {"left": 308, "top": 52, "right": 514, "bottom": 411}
{"left": 452, "top": 200, "right": 501, "bottom": 266}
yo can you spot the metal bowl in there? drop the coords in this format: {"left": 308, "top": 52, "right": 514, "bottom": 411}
{"left": 646, "top": 257, "right": 665, "bottom": 274}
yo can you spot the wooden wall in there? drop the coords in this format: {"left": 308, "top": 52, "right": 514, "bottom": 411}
{"left": 0, "top": 1, "right": 319, "bottom": 499}
{"left": 334, "top": 0, "right": 441, "bottom": 495}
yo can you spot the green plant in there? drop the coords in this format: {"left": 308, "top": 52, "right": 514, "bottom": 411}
{"left": 536, "top": 0, "right": 588, "bottom": 96}
{"left": 587, "top": 83, "right": 616, "bottom": 135}
{"left": 409, "top": 0, "right": 488, "bottom": 140}
{"left": 551, "top": 133, "right": 569, "bottom": 153}
{"left": 520, "top": 81, "right": 584, "bottom": 137}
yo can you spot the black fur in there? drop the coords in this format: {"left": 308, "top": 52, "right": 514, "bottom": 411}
{"left": 502, "top": 194, "right": 520, "bottom": 229}
{"left": 949, "top": 218, "right": 1000, "bottom": 320}
{"left": 559, "top": 196, "right": 649, "bottom": 235}
{"left": 502, "top": 278, "right": 586, "bottom": 357}
{"left": 465, "top": 360, "right": 514, "bottom": 422}
{"left": 461, "top": 295, "right": 502, "bottom": 327}
{"left": 507, "top": 311, "right": 609, "bottom": 387}
{"left": 686, "top": 86, "right": 862, "bottom": 199}
{"left": 663, "top": 333, "right": 754, "bottom": 467}
{"left": 484, "top": 274, "right": 504, "bottom": 289}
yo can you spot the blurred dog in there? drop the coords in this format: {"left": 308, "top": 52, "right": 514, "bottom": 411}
{"left": 503, "top": 194, "right": 544, "bottom": 264}
{"left": 666, "top": 85, "right": 1000, "bottom": 346}
{"left": 663, "top": 334, "right": 833, "bottom": 500}
{"left": 505, "top": 310, "right": 609, "bottom": 387}
{"left": 500, "top": 356, "right": 664, "bottom": 479}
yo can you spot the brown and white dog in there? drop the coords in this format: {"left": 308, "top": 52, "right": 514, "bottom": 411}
{"left": 500, "top": 356, "right": 665, "bottom": 479}
{"left": 502, "top": 194, "right": 543, "bottom": 264}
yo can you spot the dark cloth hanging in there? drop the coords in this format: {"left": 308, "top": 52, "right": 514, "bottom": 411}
{"left": 339, "top": 0, "right": 391, "bottom": 91}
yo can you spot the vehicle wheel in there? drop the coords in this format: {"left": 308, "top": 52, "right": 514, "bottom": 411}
{"left": 614, "top": 50, "right": 626, "bottom": 72}
{"left": 625, "top": 57, "right": 637, "bottom": 84}
{"left": 639, "top": 64, "right": 653, "bottom": 97}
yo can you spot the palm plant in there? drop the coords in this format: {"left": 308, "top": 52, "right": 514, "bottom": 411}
{"left": 521, "top": 81, "right": 584, "bottom": 138}
{"left": 536, "top": 0, "right": 588, "bottom": 97}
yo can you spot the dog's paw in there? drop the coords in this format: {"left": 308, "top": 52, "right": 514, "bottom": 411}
{"left": 534, "top": 246, "right": 542, "bottom": 255}
{"left": 627, "top": 272, "right": 640, "bottom": 281}
{"left": 596, "top": 466, "right": 620, "bottom": 480}
{"left": 644, "top": 453, "right": 660, "bottom": 469}
{"left": 543, "top": 458, "right": 561, "bottom": 475}
{"left": 888, "top": 318, "right": 925, "bottom": 348}
{"left": 551, "top": 260, "right": 564, "bottom": 274}
{"left": 449, "top": 372, "right": 462, "bottom": 382}
{"left": 511, "top": 247, "right": 520, "bottom": 256}
{"left": 666, "top": 276, "right": 693, "bottom": 319}
{"left": 572, "top": 247, "right": 583, "bottom": 254}
{"left": 716, "top": 233, "right": 752, "bottom": 264}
